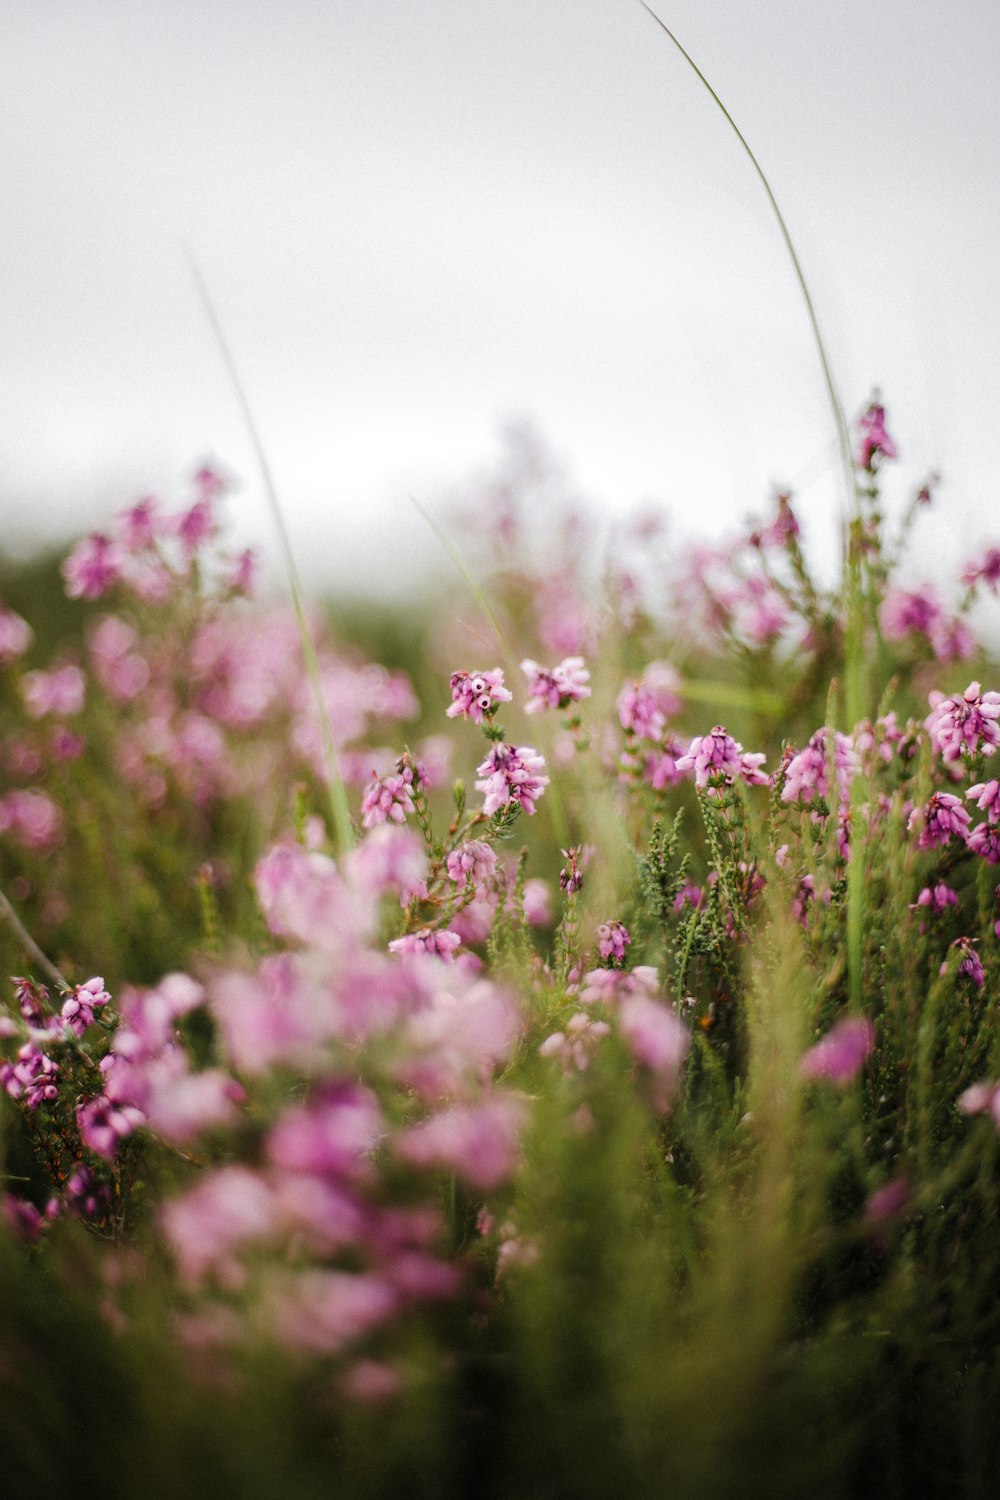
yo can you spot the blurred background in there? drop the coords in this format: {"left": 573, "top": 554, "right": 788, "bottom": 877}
{"left": 1, "top": 0, "right": 997, "bottom": 597}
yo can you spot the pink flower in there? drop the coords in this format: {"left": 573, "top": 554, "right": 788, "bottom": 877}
{"left": 347, "top": 825, "right": 429, "bottom": 908}
{"left": 0, "top": 606, "right": 32, "bottom": 664}
{"left": 21, "top": 664, "right": 86, "bottom": 718}
{"left": 117, "top": 496, "right": 162, "bottom": 550}
{"left": 89, "top": 615, "right": 150, "bottom": 702}
{"left": 907, "top": 792, "right": 970, "bottom": 849}
{"left": 926, "top": 682, "right": 1000, "bottom": 763}
{"left": 880, "top": 586, "right": 943, "bottom": 643}
{"left": 446, "top": 668, "right": 512, "bottom": 724}
{"left": 521, "top": 656, "right": 591, "bottom": 713}
{"left": 360, "top": 767, "right": 416, "bottom": 829}
{"left": 521, "top": 878, "right": 551, "bottom": 927}
{"left": 579, "top": 965, "right": 660, "bottom": 1008}
{"left": 162, "top": 1166, "right": 278, "bottom": 1285}
{"left": 267, "top": 1085, "right": 384, "bottom": 1179}
{"left": 0, "top": 789, "right": 62, "bottom": 850}
{"left": 962, "top": 548, "right": 1000, "bottom": 594}
{"left": 395, "top": 1094, "right": 524, "bottom": 1189}
{"left": 781, "top": 728, "right": 857, "bottom": 805}
{"left": 475, "top": 743, "right": 549, "bottom": 816}
{"left": 800, "top": 1016, "right": 874, "bottom": 1085}
{"left": 855, "top": 400, "right": 898, "bottom": 471}
{"left": 269, "top": 1270, "right": 399, "bottom": 1356}
{"left": 223, "top": 547, "right": 256, "bottom": 596}
{"left": 558, "top": 845, "right": 589, "bottom": 894}
{"left": 865, "top": 1177, "right": 909, "bottom": 1223}
{"left": 942, "top": 937, "right": 984, "bottom": 986}
{"left": 539, "top": 1012, "right": 610, "bottom": 1075}
{"left": 750, "top": 492, "right": 800, "bottom": 549}
{"left": 967, "top": 780, "right": 1000, "bottom": 823}
{"left": 911, "top": 883, "right": 958, "bottom": 916}
{"left": 618, "top": 995, "right": 689, "bottom": 1110}
{"left": 60, "top": 977, "right": 111, "bottom": 1038}
{"left": 77, "top": 1094, "right": 146, "bottom": 1158}
{"left": 596, "top": 921, "right": 631, "bottom": 963}
{"left": 446, "top": 840, "right": 497, "bottom": 888}
{"left": 617, "top": 683, "right": 665, "bottom": 741}
{"left": 969, "top": 823, "right": 1000, "bottom": 864}
{"left": 388, "top": 929, "right": 463, "bottom": 961}
{"left": 62, "top": 533, "right": 125, "bottom": 600}
{"left": 958, "top": 1079, "right": 1000, "bottom": 1127}
{"left": 676, "top": 725, "right": 767, "bottom": 791}
{"left": 172, "top": 497, "right": 216, "bottom": 554}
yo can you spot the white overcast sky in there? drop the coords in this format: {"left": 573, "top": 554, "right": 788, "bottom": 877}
{"left": 1, "top": 0, "right": 998, "bottom": 594}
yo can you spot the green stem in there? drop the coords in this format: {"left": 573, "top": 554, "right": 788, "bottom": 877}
{"left": 641, "top": 6, "right": 867, "bottom": 1005}
{"left": 187, "top": 251, "right": 354, "bottom": 854}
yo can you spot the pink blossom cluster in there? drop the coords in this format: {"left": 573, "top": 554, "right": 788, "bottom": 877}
{"left": 781, "top": 728, "right": 858, "bottom": 807}
{"left": 676, "top": 725, "right": 768, "bottom": 792}
{"left": 800, "top": 1016, "right": 874, "bottom": 1085}
{"left": 447, "top": 668, "right": 512, "bottom": 724}
{"left": 475, "top": 742, "right": 549, "bottom": 817}
{"left": 0, "top": 604, "right": 32, "bottom": 664}
{"left": 855, "top": 400, "right": 898, "bottom": 472}
{"left": 879, "top": 586, "right": 974, "bottom": 663}
{"left": 520, "top": 655, "right": 591, "bottom": 713}
{"left": 61, "top": 467, "right": 246, "bottom": 605}
{"left": 926, "top": 682, "right": 1000, "bottom": 764}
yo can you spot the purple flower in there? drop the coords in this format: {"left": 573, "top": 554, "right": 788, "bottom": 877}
{"left": 446, "top": 668, "right": 512, "bottom": 724}
{"left": 172, "top": 497, "right": 217, "bottom": 554}
{"left": 618, "top": 995, "right": 689, "bottom": 1111}
{"left": 579, "top": 965, "right": 660, "bottom": 1008}
{"left": 60, "top": 977, "right": 111, "bottom": 1038}
{"left": 968, "top": 823, "right": 1000, "bottom": 865}
{"left": 475, "top": 743, "right": 549, "bottom": 817}
{"left": 676, "top": 725, "right": 767, "bottom": 791}
{"left": 855, "top": 400, "right": 898, "bottom": 471}
{"left": 596, "top": 921, "right": 631, "bottom": 964}
{"left": 395, "top": 1094, "right": 524, "bottom": 1190}
{"left": 117, "top": 496, "right": 162, "bottom": 550}
{"left": 62, "top": 533, "right": 125, "bottom": 600}
{"left": 942, "top": 937, "right": 984, "bottom": 986}
{"left": 781, "top": 728, "right": 857, "bottom": 805}
{"left": 617, "top": 683, "right": 666, "bottom": 741}
{"left": 0, "top": 606, "right": 32, "bottom": 664}
{"left": 958, "top": 1079, "right": 1000, "bottom": 1127}
{"left": 0, "top": 790, "right": 62, "bottom": 851}
{"left": 760, "top": 492, "right": 800, "bottom": 546}
{"left": 521, "top": 655, "right": 591, "bottom": 713}
{"left": 800, "top": 1016, "right": 874, "bottom": 1085}
{"left": 880, "top": 586, "right": 943, "bottom": 643}
{"left": 77, "top": 1094, "right": 146, "bottom": 1157}
{"left": 911, "top": 883, "right": 958, "bottom": 916}
{"left": 539, "top": 1012, "right": 610, "bottom": 1075}
{"left": 446, "top": 840, "right": 497, "bottom": 888}
{"left": 360, "top": 768, "right": 416, "bottom": 829}
{"left": 388, "top": 929, "right": 463, "bottom": 961}
{"left": 961, "top": 548, "right": 1000, "bottom": 594}
{"left": 967, "top": 779, "right": 1000, "bottom": 823}
{"left": 865, "top": 1177, "right": 909, "bottom": 1223}
{"left": 907, "top": 792, "right": 971, "bottom": 849}
{"left": 559, "top": 845, "right": 588, "bottom": 894}
{"left": 926, "top": 682, "right": 1000, "bottom": 763}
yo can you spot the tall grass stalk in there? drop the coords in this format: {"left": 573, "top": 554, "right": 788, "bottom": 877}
{"left": 641, "top": 5, "right": 867, "bottom": 1006}
{"left": 187, "top": 252, "right": 355, "bottom": 854}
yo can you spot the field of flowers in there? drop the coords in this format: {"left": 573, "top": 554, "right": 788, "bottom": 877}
{"left": 1, "top": 407, "right": 999, "bottom": 1497}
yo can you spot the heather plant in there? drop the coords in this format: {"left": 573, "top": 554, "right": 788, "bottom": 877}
{"left": 4, "top": 17, "right": 1000, "bottom": 1490}
{"left": 1, "top": 399, "right": 1000, "bottom": 1496}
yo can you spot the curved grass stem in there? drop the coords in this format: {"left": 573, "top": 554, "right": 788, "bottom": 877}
{"left": 641, "top": 5, "right": 867, "bottom": 1006}
{"left": 187, "top": 251, "right": 354, "bottom": 853}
